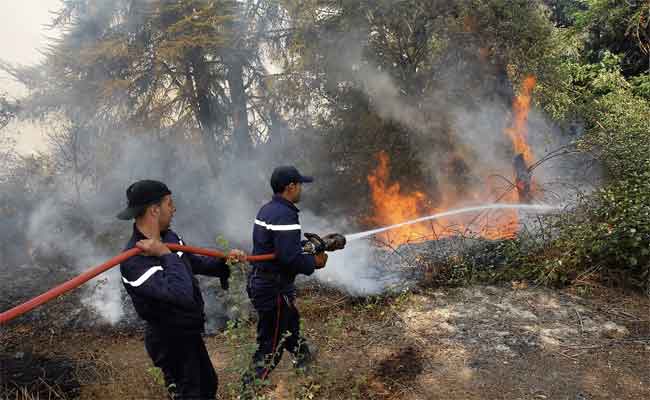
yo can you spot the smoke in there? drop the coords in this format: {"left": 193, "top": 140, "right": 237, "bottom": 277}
{"left": 81, "top": 269, "right": 125, "bottom": 324}
{"left": 355, "top": 64, "right": 441, "bottom": 137}
{"left": 1, "top": 1, "right": 600, "bottom": 328}
{"left": 337, "top": 34, "right": 594, "bottom": 208}
{"left": 26, "top": 193, "right": 127, "bottom": 324}
{"left": 301, "top": 212, "right": 403, "bottom": 296}
{"left": 12, "top": 128, "right": 385, "bottom": 325}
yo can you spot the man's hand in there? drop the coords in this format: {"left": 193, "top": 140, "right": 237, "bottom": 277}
{"left": 226, "top": 249, "right": 247, "bottom": 264}
{"left": 136, "top": 239, "right": 171, "bottom": 257}
{"left": 314, "top": 252, "right": 328, "bottom": 269}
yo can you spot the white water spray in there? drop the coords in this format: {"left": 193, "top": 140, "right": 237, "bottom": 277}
{"left": 345, "top": 203, "right": 562, "bottom": 241}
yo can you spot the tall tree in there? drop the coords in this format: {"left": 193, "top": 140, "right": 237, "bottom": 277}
{"left": 6, "top": 0, "right": 275, "bottom": 177}
{"left": 264, "top": 0, "right": 558, "bottom": 211}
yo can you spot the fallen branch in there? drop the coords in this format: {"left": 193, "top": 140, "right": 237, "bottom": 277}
{"left": 575, "top": 309, "right": 584, "bottom": 335}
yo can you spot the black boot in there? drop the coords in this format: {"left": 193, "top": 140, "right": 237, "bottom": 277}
{"left": 293, "top": 341, "right": 316, "bottom": 372}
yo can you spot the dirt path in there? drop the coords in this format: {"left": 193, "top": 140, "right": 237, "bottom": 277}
{"left": 2, "top": 285, "right": 648, "bottom": 399}
{"left": 363, "top": 286, "right": 650, "bottom": 400}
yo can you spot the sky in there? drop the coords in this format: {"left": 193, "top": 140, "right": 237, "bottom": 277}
{"left": 1, "top": 0, "right": 61, "bottom": 154}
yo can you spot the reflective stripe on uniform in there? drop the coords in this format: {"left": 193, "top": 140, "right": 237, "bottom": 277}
{"left": 177, "top": 238, "right": 184, "bottom": 257}
{"left": 254, "top": 219, "right": 301, "bottom": 231}
{"left": 122, "top": 266, "right": 163, "bottom": 287}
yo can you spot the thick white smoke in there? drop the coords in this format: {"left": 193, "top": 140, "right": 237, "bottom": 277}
{"left": 27, "top": 196, "right": 125, "bottom": 324}
{"left": 300, "top": 212, "right": 403, "bottom": 296}
{"left": 20, "top": 130, "right": 392, "bottom": 325}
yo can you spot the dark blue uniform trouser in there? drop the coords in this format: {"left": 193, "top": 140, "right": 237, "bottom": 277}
{"left": 253, "top": 295, "right": 309, "bottom": 379}
{"left": 144, "top": 326, "right": 218, "bottom": 399}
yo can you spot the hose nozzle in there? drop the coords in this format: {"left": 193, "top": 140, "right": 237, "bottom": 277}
{"left": 302, "top": 232, "right": 346, "bottom": 254}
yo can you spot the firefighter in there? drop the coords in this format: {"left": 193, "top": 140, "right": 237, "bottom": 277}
{"left": 117, "top": 179, "right": 245, "bottom": 400}
{"left": 244, "top": 166, "right": 328, "bottom": 385}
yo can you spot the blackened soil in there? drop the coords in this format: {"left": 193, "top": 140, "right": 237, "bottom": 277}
{"left": 0, "top": 352, "right": 80, "bottom": 398}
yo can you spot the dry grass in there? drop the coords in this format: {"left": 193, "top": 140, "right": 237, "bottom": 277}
{"left": 2, "top": 284, "right": 650, "bottom": 400}
{"left": 2, "top": 385, "right": 66, "bottom": 400}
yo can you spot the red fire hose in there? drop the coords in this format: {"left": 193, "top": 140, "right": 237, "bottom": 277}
{"left": 0, "top": 244, "right": 275, "bottom": 325}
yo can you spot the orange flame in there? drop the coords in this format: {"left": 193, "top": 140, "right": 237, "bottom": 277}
{"left": 366, "top": 152, "right": 433, "bottom": 245}
{"left": 366, "top": 152, "right": 520, "bottom": 246}
{"left": 498, "top": 75, "right": 538, "bottom": 230}
{"left": 365, "top": 76, "right": 538, "bottom": 247}
{"left": 505, "top": 75, "right": 536, "bottom": 166}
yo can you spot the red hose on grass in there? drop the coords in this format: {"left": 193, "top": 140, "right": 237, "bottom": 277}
{"left": 0, "top": 244, "right": 274, "bottom": 325}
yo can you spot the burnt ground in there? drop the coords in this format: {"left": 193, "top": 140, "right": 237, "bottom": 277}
{"left": 1, "top": 284, "right": 649, "bottom": 400}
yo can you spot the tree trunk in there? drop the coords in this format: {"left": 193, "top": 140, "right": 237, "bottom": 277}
{"left": 161, "top": 0, "right": 225, "bottom": 179}
{"left": 269, "top": 109, "right": 288, "bottom": 146}
{"left": 226, "top": 54, "right": 252, "bottom": 157}
{"left": 190, "top": 52, "right": 223, "bottom": 178}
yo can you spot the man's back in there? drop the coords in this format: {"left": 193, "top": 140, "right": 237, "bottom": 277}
{"left": 120, "top": 226, "right": 205, "bottom": 332}
{"left": 252, "top": 195, "right": 309, "bottom": 272}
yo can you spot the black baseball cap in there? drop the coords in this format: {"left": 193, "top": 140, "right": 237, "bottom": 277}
{"left": 270, "top": 166, "right": 314, "bottom": 193}
{"left": 116, "top": 180, "right": 172, "bottom": 220}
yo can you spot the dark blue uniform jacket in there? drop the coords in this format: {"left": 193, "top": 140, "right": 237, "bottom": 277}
{"left": 120, "top": 225, "right": 229, "bottom": 333}
{"left": 249, "top": 195, "right": 316, "bottom": 311}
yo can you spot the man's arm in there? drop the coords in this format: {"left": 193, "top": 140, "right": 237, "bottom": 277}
{"left": 272, "top": 214, "right": 317, "bottom": 276}
{"left": 167, "top": 231, "right": 230, "bottom": 279}
{"left": 185, "top": 253, "right": 232, "bottom": 290}
{"left": 185, "top": 253, "right": 230, "bottom": 278}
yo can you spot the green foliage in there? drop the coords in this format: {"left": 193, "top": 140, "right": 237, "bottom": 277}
{"left": 580, "top": 84, "right": 650, "bottom": 179}
{"left": 145, "top": 366, "right": 166, "bottom": 387}
{"left": 543, "top": 0, "right": 586, "bottom": 27}
{"left": 549, "top": 180, "right": 650, "bottom": 288}
{"left": 221, "top": 319, "right": 266, "bottom": 398}
{"left": 551, "top": 66, "right": 650, "bottom": 289}
{"left": 465, "top": 0, "right": 556, "bottom": 76}
{"left": 10, "top": 0, "right": 275, "bottom": 178}
{"left": 512, "top": 50, "right": 650, "bottom": 291}
{"left": 572, "top": 0, "right": 650, "bottom": 76}
{"left": 630, "top": 74, "right": 650, "bottom": 100}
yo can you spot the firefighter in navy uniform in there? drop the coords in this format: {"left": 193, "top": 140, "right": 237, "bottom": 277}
{"left": 117, "top": 180, "right": 245, "bottom": 400}
{"left": 245, "top": 166, "right": 328, "bottom": 386}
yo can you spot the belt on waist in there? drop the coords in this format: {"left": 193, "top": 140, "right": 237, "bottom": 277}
{"left": 252, "top": 269, "right": 293, "bottom": 284}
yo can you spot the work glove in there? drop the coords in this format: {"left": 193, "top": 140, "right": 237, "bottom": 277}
{"left": 219, "top": 265, "right": 231, "bottom": 290}
{"left": 220, "top": 249, "right": 246, "bottom": 291}
{"left": 219, "top": 276, "right": 230, "bottom": 291}
{"left": 314, "top": 252, "right": 328, "bottom": 269}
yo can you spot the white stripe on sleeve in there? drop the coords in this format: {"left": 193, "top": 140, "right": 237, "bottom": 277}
{"left": 255, "top": 219, "right": 301, "bottom": 231}
{"left": 122, "top": 266, "right": 163, "bottom": 287}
